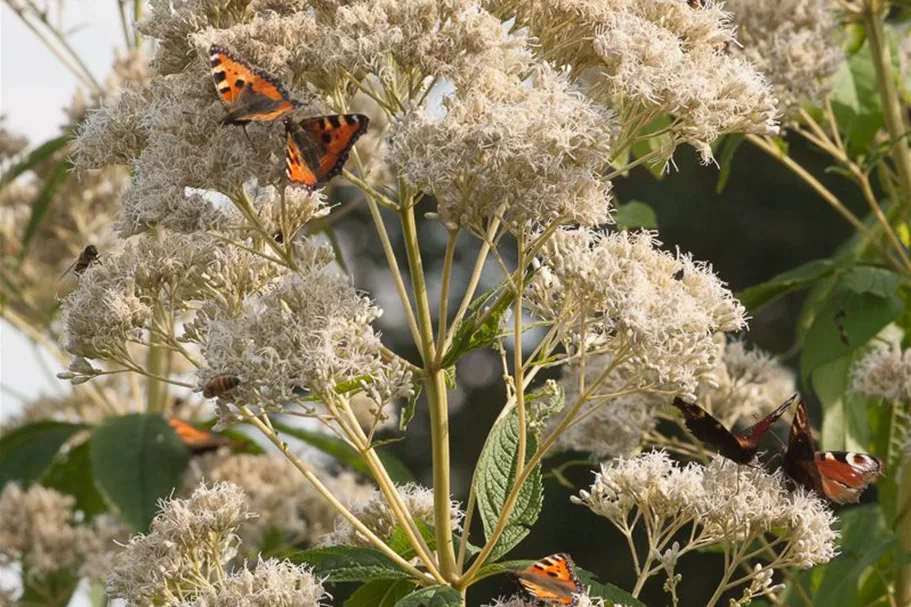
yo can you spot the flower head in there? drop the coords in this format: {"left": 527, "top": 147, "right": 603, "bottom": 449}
{"left": 852, "top": 344, "right": 911, "bottom": 402}
{"left": 185, "top": 558, "right": 328, "bottom": 607}
{"left": 0, "top": 484, "right": 77, "bottom": 576}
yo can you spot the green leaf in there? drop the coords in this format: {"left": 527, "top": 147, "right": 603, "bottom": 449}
{"left": 0, "top": 421, "right": 87, "bottom": 488}
{"left": 813, "top": 506, "right": 896, "bottom": 607}
{"left": 477, "top": 559, "right": 533, "bottom": 579}
{"left": 442, "top": 280, "right": 516, "bottom": 368}
{"left": 800, "top": 267, "right": 904, "bottom": 380}
{"left": 715, "top": 134, "right": 744, "bottom": 194}
{"left": 400, "top": 379, "right": 422, "bottom": 432}
{"left": 270, "top": 419, "right": 414, "bottom": 485}
{"left": 345, "top": 580, "right": 416, "bottom": 607}
{"left": 629, "top": 114, "right": 671, "bottom": 179}
{"left": 473, "top": 410, "right": 544, "bottom": 561}
{"left": 41, "top": 440, "right": 108, "bottom": 520}
{"left": 290, "top": 546, "right": 414, "bottom": 581}
{"left": 19, "top": 568, "right": 79, "bottom": 607}
{"left": 0, "top": 132, "right": 71, "bottom": 190}
{"left": 736, "top": 259, "right": 838, "bottom": 312}
{"left": 18, "top": 159, "right": 70, "bottom": 260}
{"left": 90, "top": 414, "right": 190, "bottom": 531}
{"left": 613, "top": 201, "right": 657, "bottom": 230}
{"left": 392, "top": 585, "right": 462, "bottom": 607}
{"left": 388, "top": 519, "right": 437, "bottom": 559}
{"left": 830, "top": 43, "right": 885, "bottom": 155}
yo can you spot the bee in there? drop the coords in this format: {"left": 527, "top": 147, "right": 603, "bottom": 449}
{"left": 60, "top": 245, "right": 101, "bottom": 279}
{"left": 203, "top": 375, "right": 241, "bottom": 398}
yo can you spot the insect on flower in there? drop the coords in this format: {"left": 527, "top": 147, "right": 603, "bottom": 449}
{"left": 515, "top": 553, "right": 583, "bottom": 606}
{"left": 783, "top": 399, "right": 883, "bottom": 504}
{"left": 284, "top": 114, "right": 369, "bottom": 189}
{"left": 672, "top": 393, "right": 797, "bottom": 465}
{"left": 209, "top": 45, "right": 303, "bottom": 125}
{"left": 59, "top": 244, "right": 101, "bottom": 280}
{"left": 202, "top": 375, "right": 241, "bottom": 399}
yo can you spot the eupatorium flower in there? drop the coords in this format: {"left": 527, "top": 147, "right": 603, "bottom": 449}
{"left": 321, "top": 483, "right": 463, "bottom": 547}
{"left": 484, "top": 595, "right": 604, "bottom": 607}
{"left": 391, "top": 62, "right": 614, "bottom": 232}
{"left": 696, "top": 335, "right": 796, "bottom": 427}
{"left": 184, "top": 557, "right": 328, "bottom": 607}
{"left": 490, "top": 0, "right": 779, "bottom": 162}
{"left": 0, "top": 484, "right": 77, "bottom": 576}
{"left": 573, "top": 451, "right": 838, "bottom": 568}
{"left": 526, "top": 228, "right": 746, "bottom": 397}
{"left": 852, "top": 344, "right": 911, "bottom": 402}
{"left": 725, "top": 0, "right": 842, "bottom": 115}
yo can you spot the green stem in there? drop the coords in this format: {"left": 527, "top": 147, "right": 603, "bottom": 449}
{"left": 864, "top": 3, "right": 911, "bottom": 218}
{"left": 896, "top": 458, "right": 911, "bottom": 606}
{"left": 513, "top": 231, "right": 527, "bottom": 478}
{"left": 400, "top": 200, "right": 459, "bottom": 581}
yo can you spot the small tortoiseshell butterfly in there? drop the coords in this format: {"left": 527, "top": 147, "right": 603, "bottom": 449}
{"left": 284, "top": 114, "right": 369, "bottom": 188}
{"left": 783, "top": 400, "right": 883, "bottom": 504}
{"left": 167, "top": 417, "right": 235, "bottom": 455}
{"left": 673, "top": 394, "right": 797, "bottom": 465}
{"left": 209, "top": 44, "right": 302, "bottom": 125}
{"left": 515, "top": 553, "right": 583, "bottom": 606}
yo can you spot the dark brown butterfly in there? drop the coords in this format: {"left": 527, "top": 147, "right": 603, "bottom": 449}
{"left": 209, "top": 45, "right": 302, "bottom": 125}
{"left": 167, "top": 417, "right": 235, "bottom": 455}
{"left": 284, "top": 114, "right": 369, "bottom": 189}
{"left": 783, "top": 400, "right": 883, "bottom": 504}
{"left": 672, "top": 394, "right": 798, "bottom": 464}
{"left": 515, "top": 553, "right": 583, "bottom": 606}
{"left": 203, "top": 375, "right": 241, "bottom": 398}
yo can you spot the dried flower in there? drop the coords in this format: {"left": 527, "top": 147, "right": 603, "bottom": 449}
{"left": 527, "top": 229, "right": 746, "bottom": 398}
{"left": 696, "top": 335, "right": 796, "bottom": 427}
{"left": 484, "top": 594, "right": 604, "bottom": 607}
{"left": 185, "top": 557, "right": 328, "bottom": 607}
{"left": 74, "top": 514, "right": 131, "bottom": 583}
{"left": 548, "top": 354, "right": 667, "bottom": 458}
{"left": 0, "top": 484, "right": 77, "bottom": 576}
{"left": 852, "top": 344, "right": 911, "bottom": 402}
{"left": 725, "top": 0, "right": 842, "bottom": 115}
{"left": 321, "top": 483, "right": 463, "bottom": 547}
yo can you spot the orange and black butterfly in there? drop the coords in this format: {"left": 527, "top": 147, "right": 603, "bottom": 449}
{"left": 284, "top": 114, "right": 369, "bottom": 189}
{"left": 783, "top": 400, "right": 883, "bottom": 504}
{"left": 672, "top": 394, "right": 797, "bottom": 465}
{"left": 515, "top": 553, "right": 583, "bottom": 606}
{"left": 209, "top": 44, "right": 303, "bottom": 125}
{"left": 167, "top": 417, "right": 234, "bottom": 455}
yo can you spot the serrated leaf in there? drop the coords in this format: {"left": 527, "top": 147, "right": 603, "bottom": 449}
{"left": 613, "top": 201, "right": 657, "bottom": 230}
{"left": 576, "top": 567, "right": 648, "bottom": 607}
{"left": 400, "top": 380, "right": 422, "bottom": 432}
{"left": 0, "top": 132, "right": 71, "bottom": 190}
{"left": 800, "top": 267, "right": 904, "bottom": 380}
{"left": 0, "top": 421, "right": 87, "bottom": 488}
{"left": 812, "top": 353, "right": 871, "bottom": 451}
{"left": 393, "top": 585, "right": 462, "bottom": 607}
{"left": 473, "top": 410, "right": 544, "bottom": 561}
{"left": 90, "top": 414, "right": 190, "bottom": 531}
{"left": 345, "top": 580, "right": 416, "bottom": 607}
{"left": 442, "top": 281, "right": 516, "bottom": 368}
{"left": 389, "top": 519, "right": 437, "bottom": 559}
{"left": 715, "top": 134, "right": 744, "bottom": 194}
{"left": 291, "top": 546, "right": 414, "bottom": 581}
{"left": 270, "top": 419, "right": 414, "bottom": 484}
{"left": 830, "top": 43, "right": 884, "bottom": 155}
{"left": 41, "top": 440, "right": 108, "bottom": 520}
{"left": 736, "top": 259, "right": 838, "bottom": 311}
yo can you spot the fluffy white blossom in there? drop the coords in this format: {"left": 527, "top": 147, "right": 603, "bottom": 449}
{"left": 0, "top": 484, "right": 77, "bottom": 576}
{"left": 484, "top": 594, "right": 604, "bottom": 607}
{"left": 74, "top": 514, "right": 132, "bottom": 583}
{"left": 184, "top": 558, "right": 328, "bottom": 607}
{"left": 527, "top": 229, "right": 746, "bottom": 397}
{"left": 852, "top": 344, "right": 911, "bottom": 402}
{"left": 321, "top": 483, "right": 463, "bottom": 547}
{"left": 574, "top": 451, "right": 838, "bottom": 568}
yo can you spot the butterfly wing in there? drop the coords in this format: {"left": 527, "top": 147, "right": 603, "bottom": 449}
{"left": 284, "top": 114, "right": 369, "bottom": 188}
{"left": 814, "top": 451, "right": 884, "bottom": 504}
{"left": 735, "top": 393, "right": 798, "bottom": 451}
{"left": 515, "top": 553, "right": 582, "bottom": 606}
{"left": 167, "top": 417, "right": 233, "bottom": 455}
{"left": 209, "top": 45, "right": 298, "bottom": 124}
{"left": 783, "top": 400, "right": 825, "bottom": 495}
{"left": 672, "top": 398, "right": 751, "bottom": 464}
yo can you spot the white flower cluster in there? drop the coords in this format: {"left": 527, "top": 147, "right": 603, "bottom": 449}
{"left": 574, "top": 451, "right": 838, "bottom": 569}
{"left": 527, "top": 229, "right": 746, "bottom": 397}
{"left": 321, "top": 483, "right": 463, "bottom": 547}
{"left": 852, "top": 344, "right": 911, "bottom": 402}
{"left": 490, "top": 0, "right": 779, "bottom": 162}
{"left": 107, "top": 482, "right": 327, "bottom": 607}
{"left": 725, "top": 0, "right": 842, "bottom": 115}
{"left": 696, "top": 335, "right": 796, "bottom": 427}
{"left": 0, "top": 484, "right": 78, "bottom": 576}
{"left": 484, "top": 594, "right": 604, "bottom": 607}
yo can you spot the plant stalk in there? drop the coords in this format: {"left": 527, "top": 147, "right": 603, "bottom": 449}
{"left": 896, "top": 457, "right": 911, "bottom": 606}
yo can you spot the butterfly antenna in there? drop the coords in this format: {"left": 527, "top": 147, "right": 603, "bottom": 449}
{"left": 241, "top": 124, "right": 258, "bottom": 152}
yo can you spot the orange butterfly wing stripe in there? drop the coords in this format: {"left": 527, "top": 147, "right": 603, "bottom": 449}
{"left": 285, "top": 125, "right": 319, "bottom": 187}
{"left": 516, "top": 553, "right": 582, "bottom": 606}
{"left": 167, "top": 417, "right": 232, "bottom": 453}
{"left": 285, "top": 114, "right": 369, "bottom": 188}
{"left": 209, "top": 45, "right": 296, "bottom": 121}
